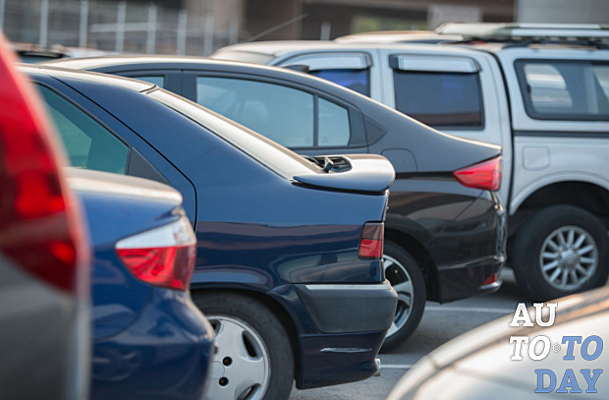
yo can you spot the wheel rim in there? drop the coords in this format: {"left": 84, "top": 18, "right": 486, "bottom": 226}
{"left": 207, "top": 315, "right": 270, "bottom": 400}
{"left": 383, "top": 255, "right": 414, "bottom": 338}
{"left": 539, "top": 225, "right": 598, "bottom": 292}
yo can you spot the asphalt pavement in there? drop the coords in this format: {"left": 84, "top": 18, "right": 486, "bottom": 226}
{"left": 289, "top": 269, "right": 526, "bottom": 400}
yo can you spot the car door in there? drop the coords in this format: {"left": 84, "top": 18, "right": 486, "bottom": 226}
{"left": 378, "top": 48, "right": 512, "bottom": 203}
{"left": 271, "top": 51, "right": 383, "bottom": 103}
{"left": 30, "top": 75, "right": 197, "bottom": 220}
{"left": 182, "top": 71, "right": 369, "bottom": 157}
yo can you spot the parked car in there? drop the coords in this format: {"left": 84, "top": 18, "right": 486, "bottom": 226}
{"left": 12, "top": 42, "right": 111, "bottom": 64}
{"left": 212, "top": 23, "right": 609, "bottom": 300}
{"left": 0, "top": 37, "right": 90, "bottom": 399}
{"left": 22, "top": 64, "right": 399, "bottom": 399}
{"left": 48, "top": 55, "right": 507, "bottom": 351}
{"left": 66, "top": 168, "right": 215, "bottom": 400}
{"left": 387, "top": 286, "right": 609, "bottom": 399}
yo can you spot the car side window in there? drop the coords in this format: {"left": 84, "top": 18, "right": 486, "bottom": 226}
{"left": 515, "top": 60, "right": 609, "bottom": 121}
{"left": 37, "top": 85, "right": 129, "bottom": 174}
{"left": 318, "top": 98, "right": 350, "bottom": 147}
{"left": 196, "top": 76, "right": 352, "bottom": 148}
{"left": 132, "top": 75, "right": 165, "bottom": 88}
{"left": 309, "top": 69, "right": 370, "bottom": 96}
{"left": 393, "top": 71, "right": 484, "bottom": 129}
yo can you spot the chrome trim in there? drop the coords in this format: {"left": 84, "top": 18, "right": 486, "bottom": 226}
{"left": 374, "top": 359, "right": 381, "bottom": 377}
{"left": 304, "top": 280, "right": 392, "bottom": 291}
{"left": 319, "top": 348, "right": 372, "bottom": 354}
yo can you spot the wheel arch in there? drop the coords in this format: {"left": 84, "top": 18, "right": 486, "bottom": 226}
{"left": 190, "top": 287, "right": 301, "bottom": 382}
{"left": 511, "top": 175, "right": 609, "bottom": 217}
{"left": 510, "top": 179, "right": 609, "bottom": 236}
{"left": 384, "top": 227, "right": 441, "bottom": 301}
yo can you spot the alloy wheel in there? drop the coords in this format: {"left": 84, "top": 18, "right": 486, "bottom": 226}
{"left": 207, "top": 315, "right": 270, "bottom": 400}
{"left": 539, "top": 225, "right": 598, "bottom": 291}
{"left": 383, "top": 255, "right": 414, "bottom": 338}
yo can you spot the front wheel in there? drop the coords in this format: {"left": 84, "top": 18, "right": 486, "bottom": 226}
{"left": 512, "top": 205, "right": 609, "bottom": 300}
{"left": 380, "top": 241, "right": 426, "bottom": 353}
{"left": 192, "top": 292, "right": 294, "bottom": 400}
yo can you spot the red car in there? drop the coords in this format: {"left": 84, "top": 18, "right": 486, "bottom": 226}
{"left": 0, "top": 35, "right": 90, "bottom": 399}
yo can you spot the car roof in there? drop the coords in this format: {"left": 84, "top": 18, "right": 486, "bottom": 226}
{"left": 45, "top": 54, "right": 335, "bottom": 78}
{"left": 17, "top": 63, "right": 154, "bottom": 92}
{"left": 43, "top": 54, "right": 387, "bottom": 105}
{"left": 214, "top": 41, "right": 487, "bottom": 60}
{"left": 335, "top": 31, "right": 464, "bottom": 44}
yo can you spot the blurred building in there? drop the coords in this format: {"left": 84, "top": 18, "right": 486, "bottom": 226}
{"left": 3, "top": 0, "right": 609, "bottom": 57}
{"left": 515, "top": 0, "right": 609, "bottom": 24}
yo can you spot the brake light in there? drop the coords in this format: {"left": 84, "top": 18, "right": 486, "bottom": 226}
{"left": 116, "top": 216, "right": 197, "bottom": 291}
{"left": 453, "top": 156, "right": 502, "bottom": 191}
{"left": 359, "top": 222, "right": 384, "bottom": 259}
{"left": 0, "top": 34, "right": 88, "bottom": 294}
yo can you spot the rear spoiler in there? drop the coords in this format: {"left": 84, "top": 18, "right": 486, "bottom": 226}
{"left": 294, "top": 154, "right": 395, "bottom": 194}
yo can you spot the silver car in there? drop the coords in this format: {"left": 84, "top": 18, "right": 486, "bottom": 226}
{"left": 388, "top": 287, "right": 609, "bottom": 399}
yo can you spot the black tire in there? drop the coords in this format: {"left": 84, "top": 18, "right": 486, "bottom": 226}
{"left": 512, "top": 205, "right": 609, "bottom": 301}
{"left": 380, "top": 241, "right": 427, "bottom": 353}
{"left": 193, "top": 292, "right": 294, "bottom": 400}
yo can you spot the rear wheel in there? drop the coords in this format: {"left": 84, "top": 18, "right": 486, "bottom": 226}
{"left": 380, "top": 241, "right": 426, "bottom": 353}
{"left": 193, "top": 292, "right": 294, "bottom": 400}
{"left": 512, "top": 205, "right": 609, "bottom": 300}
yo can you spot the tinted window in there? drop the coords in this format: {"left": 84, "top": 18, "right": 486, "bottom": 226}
{"left": 516, "top": 61, "right": 609, "bottom": 121}
{"left": 318, "top": 98, "right": 350, "bottom": 147}
{"left": 394, "top": 71, "right": 483, "bottom": 129}
{"left": 310, "top": 69, "right": 370, "bottom": 96}
{"left": 37, "top": 86, "right": 129, "bottom": 174}
{"left": 133, "top": 76, "right": 165, "bottom": 88}
{"left": 149, "top": 89, "right": 319, "bottom": 179}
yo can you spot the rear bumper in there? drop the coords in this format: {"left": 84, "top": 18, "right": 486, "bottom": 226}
{"left": 91, "top": 289, "right": 215, "bottom": 400}
{"left": 436, "top": 256, "right": 505, "bottom": 302}
{"left": 294, "top": 280, "right": 397, "bottom": 333}
{"left": 273, "top": 280, "right": 397, "bottom": 389}
{"left": 297, "top": 330, "right": 387, "bottom": 389}
{"left": 429, "top": 192, "right": 507, "bottom": 303}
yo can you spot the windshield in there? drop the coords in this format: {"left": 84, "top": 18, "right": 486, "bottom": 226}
{"left": 148, "top": 89, "right": 319, "bottom": 179}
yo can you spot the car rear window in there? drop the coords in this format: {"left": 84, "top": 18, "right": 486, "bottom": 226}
{"left": 515, "top": 60, "right": 609, "bottom": 121}
{"left": 393, "top": 71, "right": 484, "bottom": 129}
{"left": 148, "top": 89, "right": 319, "bottom": 179}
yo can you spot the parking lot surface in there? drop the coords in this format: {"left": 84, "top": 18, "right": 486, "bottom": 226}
{"left": 290, "top": 270, "right": 524, "bottom": 399}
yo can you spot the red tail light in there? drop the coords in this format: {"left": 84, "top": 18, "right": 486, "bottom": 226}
{"left": 116, "top": 216, "right": 197, "bottom": 291}
{"left": 359, "top": 222, "right": 384, "bottom": 259}
{"left": 453, "top": 156, "right": 502, "bottom": 192}
{"left": 0, "top": 35, "right": 88, "bottom": 294}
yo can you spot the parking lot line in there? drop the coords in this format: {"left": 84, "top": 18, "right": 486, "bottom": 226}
{"left": 381, "top": 364, "right": 413, "bottom": 369}
{"left": 425, "top": 306, "right": 513, "bottom": 314}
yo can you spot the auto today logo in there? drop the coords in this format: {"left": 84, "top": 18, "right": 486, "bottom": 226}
{"left": 509, "top": 303, "right": 604, "bottom": 394}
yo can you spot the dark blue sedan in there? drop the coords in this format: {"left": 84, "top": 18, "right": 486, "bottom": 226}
{"left": 66, "top": 168, "right": 214, "bottom": 400}
{"left": 25, "top": 65, "right": 397, "bottom": 400}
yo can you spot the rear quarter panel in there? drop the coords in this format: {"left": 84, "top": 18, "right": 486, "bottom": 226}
{"left": 496, "top": 48, "right": 609, "bottom": 214}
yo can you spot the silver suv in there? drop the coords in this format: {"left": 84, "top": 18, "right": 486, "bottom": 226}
{"left": 212, "top": 23, "right": 609, "bottom": 300}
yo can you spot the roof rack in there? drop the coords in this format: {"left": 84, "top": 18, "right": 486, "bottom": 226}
{"left": 436, "top": 23, "right": 609, "bottom": 40}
